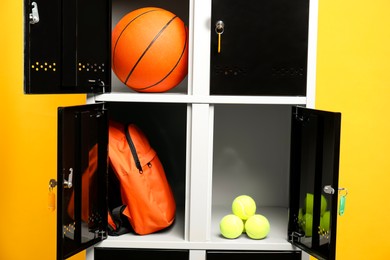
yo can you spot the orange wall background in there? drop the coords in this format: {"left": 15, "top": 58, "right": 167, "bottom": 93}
{"left": 1, "top": 0, "right": 389, "bottom": 259}
{"left": 0, "top": 1, "right": 85, "bottom": 259}
{"left": 315, "top": 0, "right": 390, "bottom": 259}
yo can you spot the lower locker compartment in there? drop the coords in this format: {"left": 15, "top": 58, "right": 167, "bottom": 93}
{"left": 94, "top": 248, "right": 189, "bottom": 259}
{"left": 207, "top": 251, "right": 301, "bottom": 260}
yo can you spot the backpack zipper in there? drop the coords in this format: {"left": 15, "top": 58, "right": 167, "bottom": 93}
{"left": 124, "top": 125, "right": 143, "bottom": 173}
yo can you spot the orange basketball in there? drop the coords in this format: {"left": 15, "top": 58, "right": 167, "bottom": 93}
{"left": 112, "top": 7, "right": 188, "bottom": 93}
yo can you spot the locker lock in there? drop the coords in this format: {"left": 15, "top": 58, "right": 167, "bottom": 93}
{"left": 48, "top": 179, "right": 57, "bottom": 212}
{"left": 29, "top": 2, "right": 40, "bottom": 24}
{"left": 215, "top": 20, "right": 225, "bottom": 34}
{"left": 47, "top": 168, "right": 73, "bottom": 211}
{"left": 215, "top": 20, "right": 225, "bottom": 53}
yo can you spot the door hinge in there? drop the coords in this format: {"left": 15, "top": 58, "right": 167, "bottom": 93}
{"left": 289, "top": 231, "right": 304, "bottom": 243}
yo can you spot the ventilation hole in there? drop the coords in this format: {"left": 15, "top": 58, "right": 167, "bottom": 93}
{"left": 214, "top": 65, "right": 248, "bottom": 77}
{"left": 78, "top": 62, "right": 106, "bottom": 72}
{"left": 31, "top": 61, "right": 57, "bottom": 72}
{"left": 272, "top": 67, "right": 305, "bottom": 78}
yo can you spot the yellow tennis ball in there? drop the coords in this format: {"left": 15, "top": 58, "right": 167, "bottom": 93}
{"left": 305, "top": 194, "right": 314, "bottom": 213}
{"left": 232, "top": 195, "right": 256, "bottom": 220}
{"left": 301, "top": 213, "right": 313, "bottom": 237}
{"left": 304, "top": 193, "right": 327, "bottom": 215}
{"left": 245, "top": 214, "right": 270, "bottom": 239}
{"left": 219, "top": 214, "right": 244, "bottom": 239}
{"left": 298, "top": 208, "right": 303, "bottom": 221}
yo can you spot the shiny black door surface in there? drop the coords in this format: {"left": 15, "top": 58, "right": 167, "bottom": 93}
{"left": 95, "top": 248, "right": 189, "bottom": 260}
{"left": 24, "top": 0, "right": 111, "bottom": 94}
{"left": 210, "top": 0, "right": 309, "bottom": 96}
{"left": 288, "top": 107, "right": 341, "bottom": 260}
{"left": 57, "top": 103, "right": 108, "bottom": 259}
{"left": 207, "top": 251, "right": 301, "bottom": 260}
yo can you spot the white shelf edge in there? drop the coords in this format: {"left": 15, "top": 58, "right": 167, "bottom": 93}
{"left": 95, "top": 240, "right": 297, "bottom": 251}
{"left": 95, "top": 207, "right": 296, "bottom": 251}
{"left": 94, "top": 93, "right": 307, "bottom": 105}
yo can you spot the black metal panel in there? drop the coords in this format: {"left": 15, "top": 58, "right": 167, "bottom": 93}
{"left": 206, "top": 251, "right": 301, "bottom": 260}
{"left": 74, "top": 0, "right": 111, "bottom": 91}
{"left": 95, "top": 248, "right": 189, "bottom": 260}
{"left": 288, "top": 107, "right": 341, "bottom": 260}
{"left": 210, "top": 0, "right": 309, "bottom": 96}
{"left": 24, "top": 0, "right": 62, "bottom": 93}
{"left": 24, "top": 0, "right": 111, "bottom": 94}
{"left": 57, "top": 103, "right": 108, "bottom": 260}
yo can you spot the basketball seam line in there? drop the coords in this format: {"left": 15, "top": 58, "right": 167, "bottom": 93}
{"left": 112, "top": 9, "right": 158, "bottom": 74}
{"left": 136, "top": 23, "right": 188, "bottom": 91}
{"left": 124, "top": 15, "right": 179, "bottom": 86}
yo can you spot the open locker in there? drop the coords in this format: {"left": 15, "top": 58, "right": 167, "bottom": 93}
{"left": 57, "top": 102, "right": 188, "bottom": 260}
{"left": 211, "top": 105, "right": 341, "bottom": 260}
{"left": 24, "top": 0, "right": 189, "bottom": 95}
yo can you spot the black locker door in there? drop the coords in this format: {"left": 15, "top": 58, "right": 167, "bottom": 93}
{"left": 288, "top": 107, "right": 341, "bottom": 260}
{"left": 95, "top": 248, "right": 190, "bottom": 260}
{"left": 210, "top": 0, "right": 309, "bottom": 96}
{"left": 57, "top": 103, "right": 108, "bottom": 259}
{"left": 24, "top": 0, "right": 111, "bottom": 94}
{"left": 207, "top": 251, "right": 301, "bottom": 260}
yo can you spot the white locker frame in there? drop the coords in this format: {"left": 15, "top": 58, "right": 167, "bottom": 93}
{"left": 85, "top": 0, "right": 319, "bottom": 259}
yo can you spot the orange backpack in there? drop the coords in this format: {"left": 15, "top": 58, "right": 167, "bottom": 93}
{"left": 107, "top": 121, "right": 176, "bottom": 235}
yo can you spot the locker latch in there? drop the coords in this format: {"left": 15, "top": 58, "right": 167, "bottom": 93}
{"left": 64, "top": 168, "right": 73, "bottom": 188}
{"left": 29, "top": 2, "right": 40, "bottom": 24}
{"left": 323, "top": 185, "right": 335, "bottom": 194}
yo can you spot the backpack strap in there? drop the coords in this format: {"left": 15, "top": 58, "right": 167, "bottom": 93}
{"left": 124, "top": 124, "right": 143, "bottom": 173}
{"left": 107, "top": 205, "right": 131, "bottom": 236}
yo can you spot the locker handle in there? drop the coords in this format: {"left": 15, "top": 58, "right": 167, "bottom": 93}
{"left": 29, "top": 2, "right": 40, "bottom": 24}
{"left": 64, "top": 168, "right": 73, "bottom": 188}
{"left": 323, "top": 185, "right": 335, "bottom": 194}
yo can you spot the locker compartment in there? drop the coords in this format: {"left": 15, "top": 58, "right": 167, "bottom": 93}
{"left": 111, "top": 0, "right": 190, "bottom": 94}
{"left": 210, "top": 105, "right": 341, "bottom": 260}
{"left": 57, "top": 102, "right": 188, "bottom": 259}
{"left": 207, "top": 250, "right": 301, "bottom": 260}
{"left": 210, "top": 0, "right": 309, "bottom": 96}
{"left": 211, "top": 105, "right": 292, "bottom": 244}
{"left": 108, "top": 102, "right": 188, "bottom": 211}
{"left": 24, "top": 0, "right": 190, "bottom": 94}
{"left": 95, "top": 248, "right": 189, "bottom": 260}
